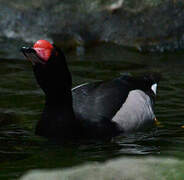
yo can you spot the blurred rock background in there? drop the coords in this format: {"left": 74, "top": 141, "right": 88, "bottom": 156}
{"left": 20, "top": 157, "right": 184, "bottom": 180}
{"left": 0, "top": 0, "right": 184, "bottom": 56}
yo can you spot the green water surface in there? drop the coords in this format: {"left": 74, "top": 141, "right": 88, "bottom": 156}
{"left": 0, "top": 43, "right": 184, "bottom": 179}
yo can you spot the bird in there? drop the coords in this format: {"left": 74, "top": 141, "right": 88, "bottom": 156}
{"left": 21, "top": 40, "right": 160, "bottom": 140}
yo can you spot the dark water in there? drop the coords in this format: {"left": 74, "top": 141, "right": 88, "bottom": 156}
{"left": 0, "top": 43, "right": 184, "bottom": 179}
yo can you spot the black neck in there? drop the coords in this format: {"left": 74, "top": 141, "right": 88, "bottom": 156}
{"left": 33, "top": 50, "right": 72, "bottom": 100}
{"left": 33, "top": 50, "right": 78, "bottom": 138}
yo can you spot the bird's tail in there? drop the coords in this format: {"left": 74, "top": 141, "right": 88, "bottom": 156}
{"left": 137, "top": 72, "right": 161, "bottom": 95}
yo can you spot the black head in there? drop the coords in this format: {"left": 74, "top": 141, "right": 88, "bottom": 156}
{"left": 21, "top": 40, "right": 72, "bottom": 102}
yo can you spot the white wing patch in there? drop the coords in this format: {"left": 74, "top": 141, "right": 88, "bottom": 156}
{"left": 72, "top": 83, "right": 89, "bottom": 91}
{"left": 151, "top": 83, "right": 157, "bottom": 95}
{"left": 112, "top": 90, "right": 155, "bottom": 132}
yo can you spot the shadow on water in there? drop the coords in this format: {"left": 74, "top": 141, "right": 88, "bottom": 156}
{"left": 0, "top": 43, "right": 184, "bottom": 179}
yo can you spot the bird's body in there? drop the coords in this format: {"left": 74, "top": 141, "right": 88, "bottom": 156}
{"left": 72, "top": 75, "right": 157, "bottom": 137}
{"left": 21, "top": 40, "right": 160, "bottom": 140}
